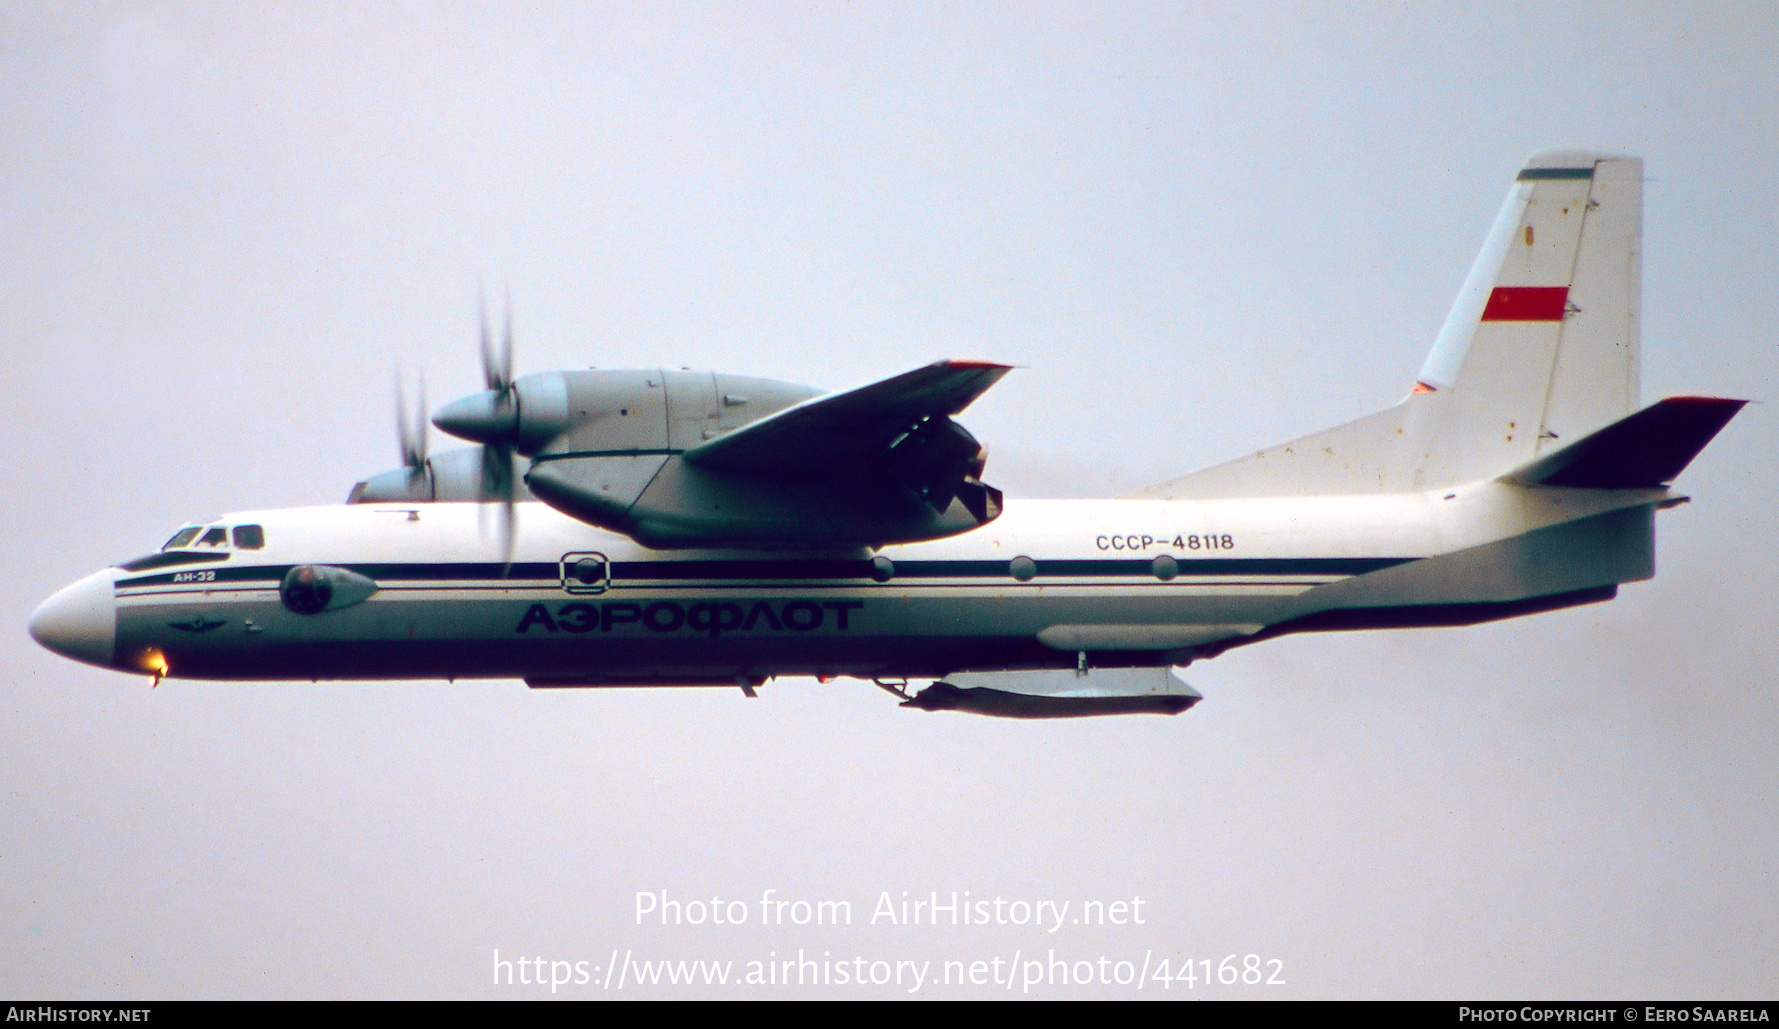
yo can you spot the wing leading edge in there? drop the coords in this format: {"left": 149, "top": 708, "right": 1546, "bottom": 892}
{"left": 682, "top": 359, "right": 1012, "bottom": 477}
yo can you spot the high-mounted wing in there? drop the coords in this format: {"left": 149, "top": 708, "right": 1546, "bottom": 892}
{"left": 522, "top": 359, "right": 1014, "bottom": 549}
{"left": 682, "top": 359, "right": 1012, "bottom": 477}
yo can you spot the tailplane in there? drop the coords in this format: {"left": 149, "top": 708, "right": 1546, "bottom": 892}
{"left": 1504, "top": 396, "right": 1746, "bottom": 489}
{"left": 1144, "top": 149, "right": 1661, "bottom": 498}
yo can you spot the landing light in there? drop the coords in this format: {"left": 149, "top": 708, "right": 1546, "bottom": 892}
{"left": 137, "top": 647, "right": 169, "bottom": 686}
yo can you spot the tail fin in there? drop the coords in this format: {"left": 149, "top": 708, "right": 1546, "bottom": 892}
{"left": 1415, "top": 148, "right": 1643, "bottom": 484}
{"left": 1143, "top": 149, "right": 1648, "bottom": 498}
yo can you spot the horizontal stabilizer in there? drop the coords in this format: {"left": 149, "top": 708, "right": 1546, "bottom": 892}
{"left": 1507, "top": 396, "right": 1746, "bottom": 488}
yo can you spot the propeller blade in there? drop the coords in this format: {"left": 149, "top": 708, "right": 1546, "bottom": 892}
{"left": 496, "top": 490, "right": 517, "bottom": 576}
{"left": 479, "top": 442, "right": 518, "bottom": 574}
{"left": 415, "top": 374, "right": 428, "bottom": 462}
{"left": 478, "top": 288, "right": 497, "bottom": 394}
{"left": 395, "top": 371, "right": 412, "bottom": 465}
{"left": 395, "top": 368, "right": 429, "bottom": 473}
{"left": 499, "top": 287, "right": 515, "bottom": 393}
{"left": 478, "top": 286, "right": 513, "bottom": 395}
{"left": 472, "top": 289, "right": 521, "bottom": 573}
{"left": 479, "top": 442, "right": 511, "bottom": 497}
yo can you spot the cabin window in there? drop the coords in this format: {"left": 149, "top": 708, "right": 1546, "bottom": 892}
{"left": 232, "top": 525, "right": 265, "bottom": 550}
{"left": 162, "top": 526, "right": 202, "bottom": 550}
{"left": 197, "top": 527, "right": 229, "bottom": 548}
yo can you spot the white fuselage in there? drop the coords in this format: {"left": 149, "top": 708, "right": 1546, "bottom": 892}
{"left": 33, "top": 484, "right": 1666, "bottom": 686}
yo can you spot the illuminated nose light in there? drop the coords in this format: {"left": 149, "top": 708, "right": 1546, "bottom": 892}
{"left": 135, "top": 648, "right": 170, "bottom": 686}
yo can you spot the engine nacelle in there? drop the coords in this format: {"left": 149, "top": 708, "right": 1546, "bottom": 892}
{"left": 352, "top": 365, "right": 1004, "bottom": 550}
{"left": 348, "top": 447, "right": 534, "bottom": 504}
{"left": 351, "top": 368, "right": 819, "bottom": 506}
{"left": 526, "top": 450, "right": 998, "bottom": 550}
{"left": 435, "top": 369, "right": 822, "bottom": 456}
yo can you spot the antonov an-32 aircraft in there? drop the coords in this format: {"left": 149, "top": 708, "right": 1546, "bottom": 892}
{"left": 30, "top": 149, "right": 1744, "bottom": 717}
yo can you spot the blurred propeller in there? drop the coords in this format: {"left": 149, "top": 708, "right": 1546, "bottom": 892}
{"left": 395, "top": 368, "right": 429, "bottom": 492}
{"left": 424, "top": 290, "right": 528, "bottom": 570}
{"left": 481, "top": 287, "right": 515, "bottom": 394}
{"left": 475, "top": 289, "right": 518, "bottom": 572}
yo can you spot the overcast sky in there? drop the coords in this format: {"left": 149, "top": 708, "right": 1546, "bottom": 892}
{"left": 3, "top": 1, "right": 1775, "bottom": 999}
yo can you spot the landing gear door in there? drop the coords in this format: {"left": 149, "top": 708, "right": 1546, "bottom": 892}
{"left": 560, "top": 552, "right": 610, "bottom": 595}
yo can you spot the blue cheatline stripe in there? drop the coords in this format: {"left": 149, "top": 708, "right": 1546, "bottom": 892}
{"left": 115, "top": 556, "right": 1416, "bottom": 589}
{"left": 1516, "top": 167, "right": 1594, "bottom": 180}
{"left": 116, "top": 562, "right": 561, "bottom": 588}
{"left": 613, "top": 557, "right": 1411, "bottom": 581}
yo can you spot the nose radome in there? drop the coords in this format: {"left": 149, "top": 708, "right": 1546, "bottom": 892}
{"left": 29, "top": 570, "right": 119, "bottom": 668}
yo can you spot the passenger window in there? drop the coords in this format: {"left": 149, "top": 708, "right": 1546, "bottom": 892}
{"left": 198, "top": 527, "right": 229, "bottom": 548}
{"left": 232, "top": 525, "right": 265, "bottom": 550}
{"left": 162, "top": 526, "right": 202, "bottom": 550}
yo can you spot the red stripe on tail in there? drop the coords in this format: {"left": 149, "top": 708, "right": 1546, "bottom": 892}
{"left": 1480, "top": 286, "right": 1569, "bottom": 321}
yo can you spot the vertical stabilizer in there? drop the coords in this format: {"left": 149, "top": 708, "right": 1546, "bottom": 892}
{"left": 1140, "top": 149, "right": 1643, "bottom": 499}
{"left": 1415, "top": 149, "right": 1642, "bottom": 485}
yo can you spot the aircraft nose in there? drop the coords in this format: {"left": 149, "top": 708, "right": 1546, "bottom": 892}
{"left": 29, "top": 570, "right": 119, "bottom": 668}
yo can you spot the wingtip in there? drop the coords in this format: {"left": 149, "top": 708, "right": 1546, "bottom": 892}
{"left": 940, "top": 358, "right": 1015, "bottom": 371}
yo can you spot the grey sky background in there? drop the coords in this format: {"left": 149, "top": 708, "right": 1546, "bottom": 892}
{"left": 3, "top": 2, "right": 1774, "bottom": 998}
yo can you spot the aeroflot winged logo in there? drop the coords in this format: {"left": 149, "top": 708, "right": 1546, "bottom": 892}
{"left": 166, "top": 617, "right": 227, "bottom": 634}
{"left": 29, "top": 147, "right": 1744, "bottom": 719}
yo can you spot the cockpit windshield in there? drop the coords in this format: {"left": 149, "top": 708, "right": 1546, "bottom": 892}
{"left": 162, "top": 526, "right": 202, "bottom": 550}
{"left": 160, "top": 523, "right": 266, "bottom": 552}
